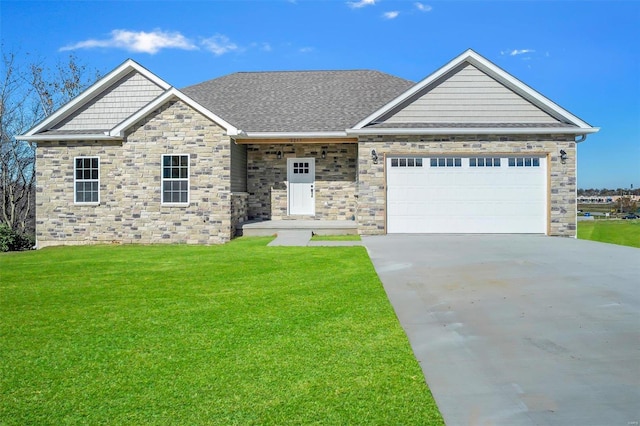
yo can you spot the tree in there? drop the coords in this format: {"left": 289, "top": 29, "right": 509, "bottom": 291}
{"left": 0, "top": 48, "right": 100, "bottom": 246}
{"left": 616, "top": 196, "right": 638, "bottom": 214}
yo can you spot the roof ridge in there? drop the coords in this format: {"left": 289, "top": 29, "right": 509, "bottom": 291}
{"left": 230, "top": 69, "right": 387, "bottom": 74}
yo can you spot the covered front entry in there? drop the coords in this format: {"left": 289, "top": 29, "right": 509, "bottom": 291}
{"left": 287, "top": 158, "right": 315, "bottom": 215}
{"left": 386, "top": 155, "right": 547, "bottom": 233}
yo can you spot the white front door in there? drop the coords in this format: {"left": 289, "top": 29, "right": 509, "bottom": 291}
{"left": 287, "top": 158, "right": 315, "bottom": 215}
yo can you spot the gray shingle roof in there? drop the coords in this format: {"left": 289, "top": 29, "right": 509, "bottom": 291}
{"left": 181, "top": 70, "right": 415, "bottom": 133}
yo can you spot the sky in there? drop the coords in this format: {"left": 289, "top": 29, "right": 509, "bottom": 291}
{"left": 1, "top": 0, "right": 638, "bottom": 189}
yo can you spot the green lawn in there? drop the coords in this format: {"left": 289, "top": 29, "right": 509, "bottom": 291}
{"left": 0, "top": 238, "right": 443, "bottom": 425}
{"left": 578, "top": 219, "right": 640, "bottom": 248}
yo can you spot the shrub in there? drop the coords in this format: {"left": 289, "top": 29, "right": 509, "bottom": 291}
{"left": 0, "top": 225, "right": 35, "bottom": 252}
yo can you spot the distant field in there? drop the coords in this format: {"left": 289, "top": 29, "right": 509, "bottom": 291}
{"left": 578, "top": 203, "right": 615, "bottom": 214}
{"left": 577, "top": 220, "right": 640, "bottom": 248}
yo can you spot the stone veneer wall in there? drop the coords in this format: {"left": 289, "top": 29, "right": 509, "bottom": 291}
{"left": 357, "top": 135, "right": 577, "bottom": 237}
{"left": 35, "top": 100, "right": 235, "bottom": 247}
{"left": 247, "top": 143, "right": 357, "bottom": 221}
{"left": 270, "top": 189, "right": 288, "bottom": 220}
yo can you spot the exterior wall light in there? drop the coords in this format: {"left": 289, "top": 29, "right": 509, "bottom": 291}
{"left": 560, "top": 149, "right": 567, "bottom": 164}
{"left": 321, "top": 150, "right": 326, "bottom": 159}
{"left": 371, "top": 149, "right": 378, "bottom": 164}
{"left": 277, "top": 150, "right": 282, "bottom": 159}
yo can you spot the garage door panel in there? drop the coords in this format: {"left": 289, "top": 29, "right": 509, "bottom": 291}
{"left": 387, "top": 156, "right": 546, "bottom": 234}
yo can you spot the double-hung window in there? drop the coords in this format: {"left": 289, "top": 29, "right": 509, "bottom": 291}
{"left": 74, "top": 157, "right": 99, "bottom": 204}
{"left": 162, "top": 154, "right": 189, "bottom": 204}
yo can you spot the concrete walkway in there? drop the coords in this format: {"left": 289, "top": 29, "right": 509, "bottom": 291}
{"left": 267, "top": 230, "right": 312, "bottom": 246}
{"left": 267, "top": 230, "right": 363, "bottom": 247}
{"left": 363, "top": 235, "right": 640, "bottom": 426}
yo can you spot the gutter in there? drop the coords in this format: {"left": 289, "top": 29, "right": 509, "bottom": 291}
{"left": 346, "top": 127, "right": 601, "bottom": 136}
{"left": 234, "top": 131, "right": 349, "bottom": 139}
{"left": 16, "top": 134, "right": 123, "bottom": 141}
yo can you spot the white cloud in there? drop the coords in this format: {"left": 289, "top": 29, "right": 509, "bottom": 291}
{"left": 347, "top": 0, "right": 375, "bottom": 9}
{"left": 415, "top": 2, "right": 432, "bottom": 12}
{"left": 299, "top": 47, "right": 314, "bottom": 53}
{"left": 383, "top": 11, "right": 400, "bottom": 19}
{"left": 201, "top": 35, "right": 239, "bottom": 56}
{"left": 60, "top": 29, "right": 197, "bottom": 54}
{"left": 508, "top": 49, "right": 535, "bottom": 56}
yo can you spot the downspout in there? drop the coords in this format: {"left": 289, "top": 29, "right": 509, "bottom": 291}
{"left": 573, "top": 133, "right": 587, "bottom": 238}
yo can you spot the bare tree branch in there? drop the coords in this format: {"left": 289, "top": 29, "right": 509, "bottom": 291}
{"left": 1, "top": 45, "right": 100, "bottom": 239}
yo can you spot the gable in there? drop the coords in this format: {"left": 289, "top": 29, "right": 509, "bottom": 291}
{"left": 380, "top": 63, "right": 560, "bottom": 124}
{"left": 52, "top": 71, "right": 165, "bottom": 132}
{"left": 351, "top": 49, "right": 598, "bottom": 136}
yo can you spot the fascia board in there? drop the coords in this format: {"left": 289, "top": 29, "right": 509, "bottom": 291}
{"left": 346, "top": 127, "right": 601, "bottom": 136}
{"left": 24, "top": 59, "right": 171, "bottom": 137}
{"left": 353, "top": 49, "right": 596, "bottom": 131}
{"left": 110, "top": 88, "right": 238, "bottom": 137}
{"left": 236, "top": 131, "right": 348, "bottom": 139}
{"left": 18, "top": 134, "right": 121, "bottom": 141}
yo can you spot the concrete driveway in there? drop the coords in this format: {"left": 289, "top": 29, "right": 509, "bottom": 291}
{"left": 363, "top": 235, "right": 640, "bottom": 426}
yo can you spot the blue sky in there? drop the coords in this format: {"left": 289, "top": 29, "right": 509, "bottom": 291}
{"left": 2, "top": 0, "right": 638, "bottom": 189}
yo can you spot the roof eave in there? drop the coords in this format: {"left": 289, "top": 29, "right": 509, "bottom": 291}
{"left": 17, "top": 134, "right": 122, "bottom": 141}
{"left": 235, "top": 131, "right": 349, "bottom": 139}
{"left": 346, "top": 127, "right": 600, "bottom": 136}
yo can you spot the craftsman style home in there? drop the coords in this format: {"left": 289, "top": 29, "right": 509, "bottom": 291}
{"left": 20, "top": 49, "right": 598, "bottom": 247}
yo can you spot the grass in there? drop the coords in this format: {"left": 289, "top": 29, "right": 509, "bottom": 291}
{"left": 310, "top": 234, "right": 361, "bottom": 241}
{"left": 0, "top": 238, "right": 443, "bottom": 425}
{"left": 578, "top": 219, "right": 640, "bottom": 248}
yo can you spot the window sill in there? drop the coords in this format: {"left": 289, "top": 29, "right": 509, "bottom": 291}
{"left": 74, "top": 202, "right": 100, "bottom": 206}
{"left": 161, "top": 203, "right": 190, "bottom": 207}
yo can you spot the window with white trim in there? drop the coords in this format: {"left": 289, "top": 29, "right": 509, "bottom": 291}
{"left": 390, "top": 157, "right": 423, "bottom": 167}
{"left": 74, "top": 157, "right": 99, "bottom": 204}
{"left": 508, "top": 157, "right": 540, "bottom": 167}
{"left": 430, "top": 157, "right": 462, "bottom": 167}
{"left": 470, "top": 157, "right": 501, "bottom": 167}
{"left": 162, "top": 154, "right": 189, "bottom": 204}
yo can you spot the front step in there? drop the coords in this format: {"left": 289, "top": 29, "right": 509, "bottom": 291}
{"left": 238, "top": 220, "right": 358, "bottom": 237}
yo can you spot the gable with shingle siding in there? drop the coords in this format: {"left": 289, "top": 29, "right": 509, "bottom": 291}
{"left": 379, "top": 63, "right": 561, "bottom": 125}
{"left": 52, "top": 71, "right": 165, "bottom": 132}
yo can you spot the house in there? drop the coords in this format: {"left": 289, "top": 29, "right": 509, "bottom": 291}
{"left": 20, "top": 49, "right": 599, "bottom": 248}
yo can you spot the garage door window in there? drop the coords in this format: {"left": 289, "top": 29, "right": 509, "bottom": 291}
{"left": 430, "top": 157, "right": 462, "bottom": 167}
{"left": 391, "top": 158, "right": 423, "bottom": 167}
{"left": 509, "top": 157, "right": 540, "bottom": 167}
{"left": 470, "top": 157, "right": 501, "bottom": 167}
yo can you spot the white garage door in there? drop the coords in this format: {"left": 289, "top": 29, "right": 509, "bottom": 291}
{"left": 387, "top": 156, "right": 547, "bottom": 234}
